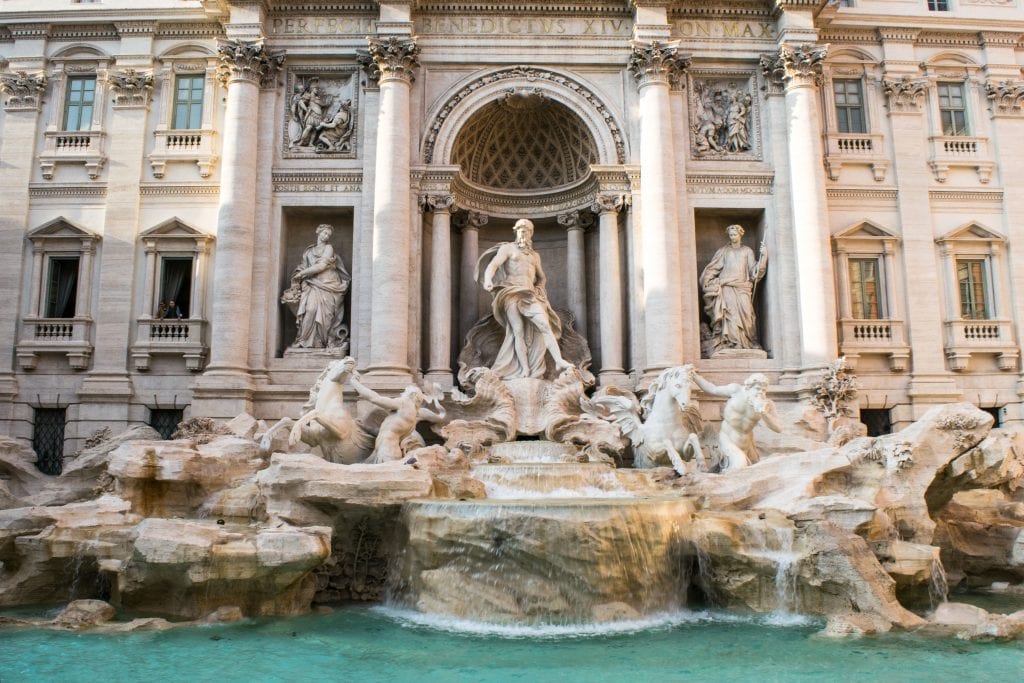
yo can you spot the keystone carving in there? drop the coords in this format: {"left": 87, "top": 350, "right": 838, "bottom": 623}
{"left": 0, "top": 70, "right": 47, "bottom": 110}
{"left": 217, "top": 39, "right": 285, "bottom": 87}
{"left": 357, "top": 37, "right": 420, "bottom": 84}
{"left": 628, "top": 41, "right": 691, "bottom": 88}
{"left": 882, "top": 76, "right": 928, "bottom": 113}
{"left": 108, "top": 69, "right": 154, "bottom": 108}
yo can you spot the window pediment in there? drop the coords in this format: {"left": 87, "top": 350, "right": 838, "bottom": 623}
{"left": 937, "top": 221, "right": 1004, "bottom": 246}
{"left": 28, "top": 216, "right": 100, "bottom": 245}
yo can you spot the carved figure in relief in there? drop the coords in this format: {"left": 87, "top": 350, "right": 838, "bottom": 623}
{"left": 281, "top": 224, "right": 350, "bottom": 351}
{"left": 593, "top": 365, "right": 705, "bottom": 475}
{"left": 314, "top": 99, "right": 354, "bottom": 152}
{"left": 692, "top": 82, "right": 753, "bottom": 155}
{"left": 726, "top": 92, "right": 752, "bottom": 152}
{"left": 478, "top": 219, "right": 574, "bottom": 379}
{"left": 700, "top": 224, "right": 767, "bottom": 354}
{"left": 292, "top": 82, "right": 333, "bottom": 147}
{"left": 693, "top": 84, "right": 725, "bottom": 153}
{"left": 692, "top": 371, "right": 781, "bottom": 470}
{"left": 289, "top": 356, "right": 374, "bottom": 464}
{"left": 348, "top": 372, "right": 446, "bottom": 464}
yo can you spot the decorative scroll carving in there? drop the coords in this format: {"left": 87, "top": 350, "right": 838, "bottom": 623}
{"left": 426, "top": 193, "right": 456, "bottom": 213}
{"left": 422, "top": 65, "right": 626, "bottom": 165}
{"left": 357, "top": 36, "right": 419, "bottom": 84}
{"left": 285, "top": 71, "right": 357, "bottom": 156}
{"left": 762, "top": 44, "right": 828, "bottom": 89}
{"left": 590, "top": 193, "right": 627, "bottom": 215}
{"left": 628, "top": 41, "right": 691, "bottom": 88}
{"left": 0, "top": 70, "right": 47, "bottom": 110}
{"left": 882, "top": 76, "right": 928, "bottom": 113}
{"left": 690, "top": 76, "right": 757, "bottom": 159}
{"left": 108, "top": 68, "right": 153, "bottom": 108}
{"left": 216, "top": 39, "right": 284, "bottom": 87}
{"left": 985, "top": 79, "right": 1024, "bottom": 115}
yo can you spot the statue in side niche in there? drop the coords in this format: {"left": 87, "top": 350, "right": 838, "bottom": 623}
{"left": 700, "top": 224, "right": 767, "bottom": 355}
{"left": 593, "top": 365, "right": 706, "bottom": 475}
{"left": 281, "top": 223, "right": 350, "bottom": 352}
{"left": 692, "top": 371, "right": 781, "bottom": 470}
{"left": 348, "top": 372, "right": 447, "bottom": 464}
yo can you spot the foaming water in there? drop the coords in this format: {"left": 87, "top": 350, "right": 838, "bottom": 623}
{"left": 481, "top": 482, "right": 636, "bottom": 499}
{"left": 371, "top": 605, "right": 816, "bottom": 638}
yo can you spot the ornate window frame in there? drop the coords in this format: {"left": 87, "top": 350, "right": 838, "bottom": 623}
{"left": 38, "top": 45, "right": 111, "bottom": 180}
{"left": 921, "top": 55, "right": 994, "bottom": 184}
{"left": 936, "top": 222, "right": 1017, "bottom": 371}
{"left": 17, "top": 217, "right": 100, "bottom": 371}
{"left": 149, "top": 45, "right": 219, "bottom": 179}
{"left": 832, "top": 220, "right": 909, "bottom": 371}
{"left": 131, "top": 218, "right": 213, "bottom": 371}
{"left": 821, "top": 49, "right": 889, "bottom": 182}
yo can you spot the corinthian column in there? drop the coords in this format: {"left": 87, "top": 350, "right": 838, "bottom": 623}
{"left": 426, "top": 193, "right": 455, "bottom": 386}
{"left": 763, "top": 44, "right": 837, "bottom": 369}
{"left": 205, "top": 39, "right": 283, "bottom": 376}
{"left": 558, "top": 211, "right": 589, "bottom": 335}
{"left": 629, "top": 42, "right": 690, "bottom": 374}
{"left": 458, "top": 211, "right": 487, "bottom": 345}
{"left": 591, "top": 193, "right": 629, "bottom": 386}
{"left": 361, "top": 37, "right": 419, "bottom": 381}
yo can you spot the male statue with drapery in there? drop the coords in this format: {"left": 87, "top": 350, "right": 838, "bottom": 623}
{"left": 281, "top": 223, "right": 350, "bottom": 352}
{"left": 700, "top": 224, "right": 767, "bottom": 354}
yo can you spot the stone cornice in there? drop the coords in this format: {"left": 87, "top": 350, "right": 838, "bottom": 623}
{"left": 357, "top": 36, "right": 419, "bottom": 84}
{"left": 216, "top": 38, "right": 285, "bottom": 87}
{"left": 629, "top": 40, "right": 690, "bottom": 89}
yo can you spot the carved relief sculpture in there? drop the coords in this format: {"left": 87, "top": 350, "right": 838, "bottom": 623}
{"left": 281, "top": 223, "right": 350, "bottom": 353}
{"left": 700, "top": 224, "right": 767, "bottom": 355}
{"left": 287, "top": 74, "right": 356, "bottom": 154}
{"left": 0, "top": 70, "right": 47, "bottom": 110}
{"left": 691, "top": 79, "right": 754, "bottom": 157}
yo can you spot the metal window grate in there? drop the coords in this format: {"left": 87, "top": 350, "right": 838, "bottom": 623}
{"left": 33, "top": 408, "right": 66, "bottom": 475}
{"left": 150, "top": 408, "right": 184, "bottom": 440}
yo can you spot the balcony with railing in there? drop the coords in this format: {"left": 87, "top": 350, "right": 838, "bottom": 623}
{"left": 131, "top": 318, "right": 208, "bottom": 371}
{"left": 928, "top": 135, "right": 994, "bottom": 183}
{"left": 823, "top": 132, "right": 888, "bottom": 182}
{"left": 16, "top": 317, "right": 93, "bottom": 370}
{"left": 150, "top": 129, "right": 217, "bottom": 178}
{"left": 943, "top": 318, "right": 1018, "bottom": 371}
{"left": 38, "top": 130, "right": 106, "bottom": 179}
{"left": 837, "top": 318, "right": 911, "bottom": 371}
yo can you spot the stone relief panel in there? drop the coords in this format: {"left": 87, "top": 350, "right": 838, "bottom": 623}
{"left": 283, "top": 66, "right": 359, "bottom": 158}
{"left": 688, "top": 71, "right": 761, "bottom": 161}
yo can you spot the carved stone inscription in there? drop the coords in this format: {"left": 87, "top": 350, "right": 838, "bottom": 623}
{"left": 689, "top": 74, "right": 760, "bottom": 161}
{"left": 284, "top": 68, "right": 358, "bottom": 158}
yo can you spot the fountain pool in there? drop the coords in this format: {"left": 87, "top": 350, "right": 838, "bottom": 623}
{"left": 2, "top": 605, "right": 1022, "bottom": 682}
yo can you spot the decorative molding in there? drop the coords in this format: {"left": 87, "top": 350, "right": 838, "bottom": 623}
{"left": 271, "top": 171, "right": 363, "bottom": 193}
{"left": 929, "top": 190, "right": 1004, "bottom": 204}
{"left": 139, "top": 183, "right": 221, "bottom": 197}
{"left": 882, "top": 76, "right": 928, "bottom": 113}
{"left": 108, "top": 68, "right": 154, "bottom": 109}
{"left": 29, "top": 184, "right": 107, "bottom": 199}
{"left": 629, "top": 41, "right": 690, "bottom": 89}
{"left": 826, "top": 187, "right": 899, "bottom": 203}
{"left": 49, "top": 24, "right": 119, "bottom": 41}
{"left": 356, "top": 36, "right": 419, "bottom": 85}
{"left": 685, "top": 173, "right": 774, "bottom": 194}
{"left": 156, "top": 23, "right": 225, "bottom": 39}
{"left": 283, "top": 66, "right": 360, "bottom": 159}
{"left": 451, "top": 171, "right": 598, "bottom": 218}
{"left": 0, "top": 70, "right": 47, "bottom": 111}
{"left": 689, "top": 70, "right": 761, "bottom": 161}
{"left": 986, "top": 79, "right": 1024, "bottom": 116}
{"left": 216, "top": 39, "right": 285, "bottom": 88}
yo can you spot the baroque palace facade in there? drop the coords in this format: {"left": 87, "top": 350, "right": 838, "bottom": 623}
{"left": 1, "top": 0, "right": 1023, "bottom": 460}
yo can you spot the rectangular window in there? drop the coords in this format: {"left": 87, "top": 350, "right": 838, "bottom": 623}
{"left": 149, "top": 408, "right": 184, "bottom": 440}
{"left": 33, "top": 408, "right": 66, "bottom": 475}
{"left": 172, "top": 75, "right": 205, "bottom": 130}
{"left": 63, "top": 76, "right": 96, "bottom": 131}
{"left": 45, "top": 257, "right": 79, "bottom": 318}
{"left": 957, "top": 259, "right": 989, "bottom": 320}
{"left": 938, "top": 82, "right": 969, "bottom": 136}
{"left": 849, "top": 258, "right": 883, "bottom": 319}
{"left": 927, "top": 0, "right": 950, "bottom": 11}
{"left": 833, "top": 79, "right": 866, "bottom": 134}
{"left": 860, "top": 408, "right": 892, "bottom": 437}
{"left": 158, "top": 257, "right": 193, "bottom": 319}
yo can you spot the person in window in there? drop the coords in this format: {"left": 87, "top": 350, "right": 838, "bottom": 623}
{"left": 157, "top": 300, "right": 168, "bottom": 319}
{"left": 165, "top": 300, "right": 183, "bottom": 320}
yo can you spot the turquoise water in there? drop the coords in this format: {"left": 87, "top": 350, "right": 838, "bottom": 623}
{"left": 1, "top": 605, "right": 1022, "bottom": 683}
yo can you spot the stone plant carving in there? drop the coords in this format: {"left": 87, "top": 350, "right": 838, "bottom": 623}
{"left": 216, "top": 39, "right": 284, "bottom": 87}
{"left": 0, "top": 70, "right": 47, "bottom": 109}
{"left": 628, "top": 41, "right": 691, "bottom": 87}
{"left": 434, "top": 366, "right": 517, "bottom": 458}
{"left": 107, "top": 69, "right": 153, "bottom": 107}
{"left": 883, "top": 76, "right": 929, "bottom": 112}
{"left": 289, "top": 357, "right": 374, "bottom": 464}
{"left": 809, "top": 357, "right": 858, "bottom": 434}
{"left": 700, "top": 224, "right": 767, "bottom": 355}
{"left": 985, "top": 79, "right": 1024, "bottom": 114}
{"left": 692, "top": 371, "right": 781, "bottom": 470}
{"left": 692, "top": 80, "right": 753, "bottom": 156}
{"left": 594, "top": 365, "right": 705, "bottom": 475}
{"left": 281, "top": 223, "right": 350, "bottom": 352}
{"left": 288, "top": 75, "right": 355, "bottom": 153}
{"left": 357, "top": 36, "right": 420, "bottom": 84}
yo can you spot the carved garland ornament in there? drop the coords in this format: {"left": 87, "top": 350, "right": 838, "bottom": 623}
{"left": 0, "top": 70, "right": 47, "bottom": 110}
{"left": 882, "top": 76, "right": 929, "bottom": 113}
{"left": 986, "top": 79, "right": 1024, "bottom": 115}
{"left": 108, "top": 68, "right": 154, "bottom": 108}
{"left": 357, "top": 37, "right": 420, "bottom": 84}
{"left": 216, "top": 39, "right": 284, "bottom": 87}
{"left": 628, "top": 41, "right": 691, "bottom": 89}
{"left": 423, "top": 66, "right": 627, "bottom": 165}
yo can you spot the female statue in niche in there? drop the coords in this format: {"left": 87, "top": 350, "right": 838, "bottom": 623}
{"left": 281, "top": 223, "right": 350, "bottom": 352}
{"left": 700, "top": 224, "right": 767, "bottom": 354}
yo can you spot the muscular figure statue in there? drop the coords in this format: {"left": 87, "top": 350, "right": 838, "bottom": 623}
{"left": 692, "top": 372, "right": 782, "bottom": 470}
{"left": 478, "top": 219, "right": 574, "bottom": 380}
{"left": 348, "top": 372, "right": 446, "bottom": 464}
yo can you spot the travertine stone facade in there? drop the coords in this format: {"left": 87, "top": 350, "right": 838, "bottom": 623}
{"left": 1, "top": 0, "right": 1023, "bottom": 451}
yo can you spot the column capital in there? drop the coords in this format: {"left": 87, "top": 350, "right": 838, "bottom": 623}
{"left": 216, "top": 39, "right": 284, "bottom": 88}
{"left": 425, "top": 193, "right": 456, "bottom": 213}
{"left": 590, "top": 193, "right": 629, "bottom": 215}
{"left": 558, "top": 210, "right": 595, "bottom": 232}
{"left": 629, "top": 41, "right": 690, "bottom": 89}
{"left": 0, "top": 70, "right": 47, "bottom": 111}
{"left": 882, "top": 75, "right": 928, "bottom": 114}
{"left": 108, "top": 68, "right": 155, "bottom": 109}
{"left": 358, "top": 36, "right": 420, "bottom": 85}
{"left": 763, "top": 43, "right": 828, "bottom": 90}
{"left": 466, "top": 210, "right": 488, "bottom": 230}
{"left": 985, "top": 79, "right": 1024, "bottom": 116}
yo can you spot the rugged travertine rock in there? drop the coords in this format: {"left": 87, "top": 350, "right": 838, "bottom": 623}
{"left": 0, "top": 437, "right": 48, "bottom": 509}
{"left": 924, "top": 601, "right": 1024, "bottom": 641}
{"left": 933, "top": 489, "right": 1024, "bottom": 587}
